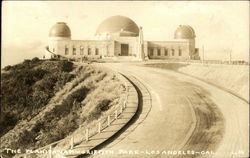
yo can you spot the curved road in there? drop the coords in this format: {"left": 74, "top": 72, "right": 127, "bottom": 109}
{"left": 90, "top": 62, "right": 248, "bottom": 158}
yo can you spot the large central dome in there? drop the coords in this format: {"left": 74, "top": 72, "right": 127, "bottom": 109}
{"left": 96, "top": 15, "right": 139, "bottom": 37}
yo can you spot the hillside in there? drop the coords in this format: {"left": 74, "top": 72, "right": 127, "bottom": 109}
{"left": 1, "top": 58, "right": 126, "bottom": 157}
{"left": 1, "top": 58, "right": 75, "bottom": 137}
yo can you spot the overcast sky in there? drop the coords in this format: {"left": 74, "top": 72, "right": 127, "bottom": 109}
{"left": 2, "top": 1, "right": 249, "bottom": 67}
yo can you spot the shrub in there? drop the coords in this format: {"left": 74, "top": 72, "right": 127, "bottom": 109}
{"left": 23, "top": 59, "right": 31, "bottom": 64}
{"left": 16, "top": 130, "right": 37, "bottom": 150}
{"left": 70, "top": 87, "right": 89, "bottom": 102}
{"left": 31, "top": 57, "right": 40, "bottom": 62}
{"left": 59, "top": 60, "right": 74, "bottom": 72}
{"left": 99, "top": 99, "right": 111, "bottom": 111}
{"left": 0, "top": 112, "right": 18, "bottom": 137}
{"left": 54, "top": 73, "right": 75, "bottom": 91}
{"left": 3, "top": 65, "right": 12, "bottom": 71}
{"left": 60, "top": 87, "right": 89, "bottom": 113}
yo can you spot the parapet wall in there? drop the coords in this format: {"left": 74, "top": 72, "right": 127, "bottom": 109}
{"left": 178, "top": 63, "right": 249, "bottom": 102}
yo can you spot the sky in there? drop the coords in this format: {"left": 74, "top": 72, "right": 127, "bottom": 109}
{"left": 1, "top": 1, "right": 249, "bottom": 67}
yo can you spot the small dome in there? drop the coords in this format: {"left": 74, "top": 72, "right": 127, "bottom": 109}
{"left": 174, "top": 25, "right": 196, "bottom": 39}
{"left": 96, "top": 16, "right": 139, "bottom": 36}
{"left": 49, "top": 22, "right": 71, "bottom": 37}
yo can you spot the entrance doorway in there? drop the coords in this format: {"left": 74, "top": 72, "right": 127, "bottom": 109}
{"left": 121, "top": 44, "right": 129, "bottom": 56}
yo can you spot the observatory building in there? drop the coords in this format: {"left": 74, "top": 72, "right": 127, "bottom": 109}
{"left": 44, "top": 15, "right": 200, "bottom": 61}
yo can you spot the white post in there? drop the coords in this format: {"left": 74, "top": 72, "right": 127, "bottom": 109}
{"left": 49, "top": 145, "right": 52, "bottom": 158}
{"left": 123, "top": 100, "right": 126, "bottom": 109}
{"left": 107, "top": 115, "right": 110, "bottom": 126}
{"left": 70, "top": 136, "right": 74, "bottom": 149}
{"left": 115, "top": 110, "right": 118, "bottom": 119}
{"left": 120, "top": 105, "right": 123, "bottom": 113}
{"left": 85, "top": 129, "right": 89, "bottom": 141}
{"left": 98, "top": 122, "right": 101, "bottom": 133}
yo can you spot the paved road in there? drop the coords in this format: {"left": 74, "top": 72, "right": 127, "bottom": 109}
{"left": 90, "top": 63, "right": 249, "bottom": 158}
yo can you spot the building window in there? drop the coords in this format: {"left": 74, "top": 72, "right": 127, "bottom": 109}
{"left": 179, "top": 49, "right": 182, "bottom": 56}
{"left": 171, "top": 49, "right": 175, "bottom": 56}
{"left": 65, "top": 47, "right": 69, "bottom": 55}
{"left": 80, "top": 47, "right": 84, "bottom": 55}
{"left": 73, "top": 47, "right": 76, "bottom": 55}
{"left": 165, "top": 49, "right": 168, "bottom": 56}
{"left": 157, "top": 49, "right": 161, "bottom": 56}
{"left": 88, "top": 48, "right": 91, "bottom": 55}
{"left": 95, "top": 48, "right": 99, "bottom": 55}
{"left": 52, "top": 48, "right": 55, "bottom": 52}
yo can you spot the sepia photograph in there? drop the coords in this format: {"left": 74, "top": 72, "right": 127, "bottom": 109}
{"left": 1, "top": 1, "right": 249, "bottom": 158}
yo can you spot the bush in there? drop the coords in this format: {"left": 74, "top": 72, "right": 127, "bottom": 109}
{"left": 60, "top": 87, "right": 89, "bottom": 113}
{"left": 0, "top": 112, "right": 18, "bottom": 137}
{"left": 70, "top": 87, "right": 89, "bottom": 102}
{"left": 15, "top": 129, "right": 37, "bottom": 150}
{"left": 31, "top": 57, "right": 40, "bottom": 62}
{"left": 59, "top": 60, "right": 74, "bottom": 72}
{"left": 3, "top": 65, "right": 12, "bottom": 71}
{"left": 99, "top": 99, "right": 111, "bottom": 111}
{"left": 23, "top": 59, "right": 31, "bottom": 64}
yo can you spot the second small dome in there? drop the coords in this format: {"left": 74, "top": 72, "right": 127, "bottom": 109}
{"left": 49, "top": 22, "right": 71, "bottom": 38}
{"left": 174, "top": 25, "right": 196, "bottom": 39}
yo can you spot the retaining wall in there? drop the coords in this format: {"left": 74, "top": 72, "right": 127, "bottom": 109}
{"left": 178, "top": 63, "right": 249, "bottom": 102}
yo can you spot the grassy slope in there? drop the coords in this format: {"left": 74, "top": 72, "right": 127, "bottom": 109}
{"left": 1, "top": 60, "right": 125, "bottom": 156}
{"left": 1, "top": 59, "right": 75, "bottom": 137}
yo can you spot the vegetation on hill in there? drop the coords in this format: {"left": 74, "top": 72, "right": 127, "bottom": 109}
{"left": 1, "top": 58, "right": 125, "bottom": 157}
{"left": 1, "top": 58, "right": 75, "bottom": 137}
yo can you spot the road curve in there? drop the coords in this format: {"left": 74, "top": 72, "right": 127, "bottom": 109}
{"left": 90, "top": 63, "right": 248, "bottom": 158}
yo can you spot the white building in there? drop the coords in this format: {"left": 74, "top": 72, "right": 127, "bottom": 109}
{"left": 45, "top": 15, "right": 200, "bottom": 61}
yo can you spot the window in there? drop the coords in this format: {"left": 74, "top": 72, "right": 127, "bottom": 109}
{"left": 52, "top": 48, "right": 55, "bottom": 52}
{"left": 88, "top": 48, "right": 91, "bottom": 55}
{"left": 179, "top": 49, "right": 182, "bottom": 56}
{"left": 171, "top": 49, "right": 175, "bottom": 56}
{"left": 157, "top": 49, "right": 161, "bottom": 56}
{"left": 80, "top": 47, "right": 84, "bottom": 55}
{"left": 165, "top": 49, "right": 168, "bottom": 56}
{"left": 73, "top": 47, "right": 76, "bottom": 55}
{"left": 65, "top": 47, "right": 69, "bottom": 55}
{"left": 95, "top": 48, "right": 99, "bottom": 55}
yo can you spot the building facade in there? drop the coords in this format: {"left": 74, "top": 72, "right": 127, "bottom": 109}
{"left": 45, "top": 15, "right": 200, "bottom": 61}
